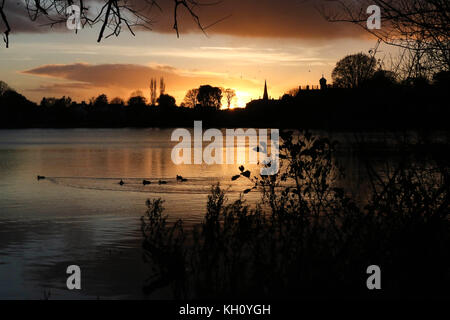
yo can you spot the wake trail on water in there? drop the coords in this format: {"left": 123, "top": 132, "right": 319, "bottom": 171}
{"left": 43, "top": 176, "right": 246, "bottom": 194}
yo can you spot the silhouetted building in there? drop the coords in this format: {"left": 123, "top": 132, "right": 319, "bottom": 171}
{"left": 263, "top": 80, "right": 269, "bottom": 100}
{"left": 320, "top": 75, "right": 327, "bottom": 90}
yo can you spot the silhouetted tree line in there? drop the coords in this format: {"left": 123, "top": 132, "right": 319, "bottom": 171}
{"left": 247, "top": 77, "right": 450, "bottom": 130}
{"left": 0, "top": 82, "right": 235, "bottom": 128}
{"left": 1, "top": 63, "right": 449, "bottom": 129}
{"left": 248, "top": 53, "right": 450, "bottom": 130}
{"left": 0, "top": 82, "right": 223, "bottom": 127}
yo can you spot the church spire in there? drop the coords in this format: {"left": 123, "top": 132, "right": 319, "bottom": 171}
{"left": 263, "top": 80, "right": 268, "bottom": 100}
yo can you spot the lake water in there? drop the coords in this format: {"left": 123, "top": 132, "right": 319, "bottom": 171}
{"left": 0, "top": 128, "right": 271, "bottom": 299}
{"left": 0, "top": 128, "right": 442, "bottom": 299}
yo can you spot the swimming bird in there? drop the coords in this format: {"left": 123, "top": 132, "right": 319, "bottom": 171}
{"left": 158, "top": 180, "right": 167, "bottom": 185}
{"left": 119, "top": 179, "right": 124, "bottom": 186}
{"left": 143, "top": 180, "right": 151, "bottom": 185}
{"left": 37, "top": 175, "right": 46, "bottom": 180}
{"left": 176, "top": 175, "right": 188, "bottom": 182}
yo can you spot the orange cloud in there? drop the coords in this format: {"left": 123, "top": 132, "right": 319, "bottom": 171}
{"left": 21, "top": 62, "right": 262, "bottom": 104}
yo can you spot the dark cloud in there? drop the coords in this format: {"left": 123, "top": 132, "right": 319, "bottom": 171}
{"left": 3, "top": 0, "right": 364, "bottom": 39}
{"left": 1, "top": 1, "right": 66, "bottom": 34}
{"left": 150, "top": 0, "right": 364, "bottom": 39}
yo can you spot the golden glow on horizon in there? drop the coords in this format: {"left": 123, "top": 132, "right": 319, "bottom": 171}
{"left": 219, "top": 89, "right": 256, "bottom": 109}
{"left": 234, "top": 90, "right": 252, "bottom": 109}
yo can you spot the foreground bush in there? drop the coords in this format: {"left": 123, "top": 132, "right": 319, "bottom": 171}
{"left": 141, "top": 131, "right": 449, "bottom": 299}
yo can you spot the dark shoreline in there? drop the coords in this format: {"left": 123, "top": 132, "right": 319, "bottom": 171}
{"left": 1, "top": 85, "right": 449, "bottom": 131}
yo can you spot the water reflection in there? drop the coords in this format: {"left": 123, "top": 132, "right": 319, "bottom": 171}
{"left": 0, "top": 128, "right": 263, "bottom": 299}
{"left": 0, "top": 128, "right": 445, "bottom": 299}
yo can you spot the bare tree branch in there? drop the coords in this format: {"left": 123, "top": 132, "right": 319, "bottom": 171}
{"left": 1, "top": 0, "right": 228, "bottom": 48}
{"left": 319, "top": 0, "right": 450, "bottom": 77}
{"left": 0, "top": 0, "right": 11, "bottom": 48}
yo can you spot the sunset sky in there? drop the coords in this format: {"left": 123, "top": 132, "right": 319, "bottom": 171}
{"left": 0, "top": 0, "right": 386, "bottom": 108}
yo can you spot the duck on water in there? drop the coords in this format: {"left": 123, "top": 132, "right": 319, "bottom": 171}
{"left": 176, "top": 175, "right": 188, "bottom": 182}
